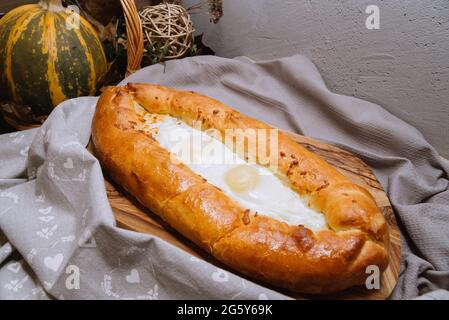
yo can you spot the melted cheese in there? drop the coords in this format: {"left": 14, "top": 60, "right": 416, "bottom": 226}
{"left": 139, "top": 107, "right": 327, "bottom": 231}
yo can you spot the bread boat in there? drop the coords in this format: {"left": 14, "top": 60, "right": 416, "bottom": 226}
{"left": 91, "top": 83, "right": 389, "bottom": 294}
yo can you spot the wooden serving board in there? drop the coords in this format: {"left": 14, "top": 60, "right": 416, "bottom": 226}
{"left": 100, "top": 132, "right": 401, "bottom": 300}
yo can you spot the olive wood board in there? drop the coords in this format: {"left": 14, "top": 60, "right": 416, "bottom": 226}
{"left": 93, "top": 132, "right": 401, "bottom": 300}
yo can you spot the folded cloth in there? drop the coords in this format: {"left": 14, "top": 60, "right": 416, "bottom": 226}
{"left": 0, "top": 55, "right": 448, "bottom": 299}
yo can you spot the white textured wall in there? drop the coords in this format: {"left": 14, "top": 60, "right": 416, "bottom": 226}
{"left": 186, "top": 0, "right": 449, "bottom": 158}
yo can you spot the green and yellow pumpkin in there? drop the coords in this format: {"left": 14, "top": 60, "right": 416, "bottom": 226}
{"left": 0, "top": 0, "right": 107, "bottom": 116}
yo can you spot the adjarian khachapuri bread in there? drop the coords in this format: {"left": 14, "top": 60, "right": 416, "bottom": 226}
{"left": 91, "top": 83, "right": 389, "bottom": 294}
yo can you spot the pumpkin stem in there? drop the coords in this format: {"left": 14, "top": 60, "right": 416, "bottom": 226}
{"left": 38, "top": 0, "right": 65, "bottom": 12}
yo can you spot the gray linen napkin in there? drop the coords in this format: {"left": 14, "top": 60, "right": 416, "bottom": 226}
{"left": 0, "top": 55, "right": 448, "bottom": 299}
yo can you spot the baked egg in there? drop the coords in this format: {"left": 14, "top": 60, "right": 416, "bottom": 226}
{"left": 137, "top": 105, "right": 327, "bottom": 231}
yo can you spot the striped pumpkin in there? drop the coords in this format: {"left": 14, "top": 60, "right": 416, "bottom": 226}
{"left": 0, "top": 0, "right": 107, "bottom": 116}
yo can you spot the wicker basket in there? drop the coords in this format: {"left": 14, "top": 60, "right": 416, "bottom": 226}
{"left": 120, "top": 0, "right": 145, "bottom": 76}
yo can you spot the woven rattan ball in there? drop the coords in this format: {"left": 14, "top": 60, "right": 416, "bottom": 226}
{"left": 139, "top": 3, "right": 195, "bottom": 60}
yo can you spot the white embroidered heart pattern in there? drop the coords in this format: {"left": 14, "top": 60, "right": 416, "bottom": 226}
{"left": 258, "top": 293, "right": 269, "bottom": 300}
{"left": 38, "top": 206, "right": 53, "bottom": 215}
{"left": 212, "top": 269, "right": 229, "bottom": 283}
{"left": 44, "top": 254, "right": 64, "bottom": 272}
{"left": 63, "top": 158, "right": 74, "bottom": 169}
{"left": 39, "top": 216, "right": 55, "bottom": 223}
{"left": 20, "top": 146, "right": 29, "bottom": 157}
{"left": 78, "top": 229, "right": 97, "bottom": 248}
{"left": 126, "top": 269, "right": 141, "bottom": 284}
{"left": 7, "top": 262, "right": 21, "bottom": 274}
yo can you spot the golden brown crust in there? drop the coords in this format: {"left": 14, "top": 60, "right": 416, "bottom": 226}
{"left": 92, "top": 83, "right": 390, "bottom": 294}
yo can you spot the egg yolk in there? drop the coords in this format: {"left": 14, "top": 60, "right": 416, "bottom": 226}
{"left": 225, "top": 165, "right": 260, "bottom": 193}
